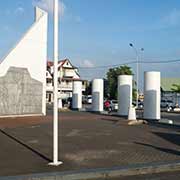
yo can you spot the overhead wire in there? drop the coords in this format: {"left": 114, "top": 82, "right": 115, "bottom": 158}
{"left": 78, "top": 58, "right": 180, "bottom": 69}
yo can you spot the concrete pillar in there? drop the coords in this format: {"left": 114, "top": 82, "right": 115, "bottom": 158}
{"left": 118, "top": 75, "right": 132, "bottom": 116}
{"left": 72, "top": 80, "right": 82, "bottom": 109}
{"left": 144, "top": 71, "right": 161, "bottom": 120}
{"left": 128, "top": 106, "right": 136, "bottom": 120}
{"left": 92, "top": 79, "right": 104, "bottom": 112}
{"left": 58, "top": 99, "right": 62, "bottom": 108}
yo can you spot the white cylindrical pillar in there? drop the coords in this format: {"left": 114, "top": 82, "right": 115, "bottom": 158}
{"left": 72, "top": 81, "right": 82, "bottom": 109}
{"left": 128, "top": 106, "right": 136, "bottom": 120}
{"left": 118, "top": 75, "right": 133, "bottom": 116}
{"left": 92, "top": 79, "right": 104, "bottom": 112}
{"left": 144, "top": 71, "right": 161, "bottom": 120}
{"left": 58, "top": 99, "right": 62, "bottom": 109}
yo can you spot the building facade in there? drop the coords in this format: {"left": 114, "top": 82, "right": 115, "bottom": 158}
{"left": 46, "top": 59, "right": 86, "bottom": 103}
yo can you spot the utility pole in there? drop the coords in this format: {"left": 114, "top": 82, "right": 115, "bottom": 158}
{"left": 49, "top": 0, "right": 63, "bottom": 166}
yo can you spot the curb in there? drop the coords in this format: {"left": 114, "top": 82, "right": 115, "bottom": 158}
{"left": 1, "top": 161, "right": 180, "bottom": 180}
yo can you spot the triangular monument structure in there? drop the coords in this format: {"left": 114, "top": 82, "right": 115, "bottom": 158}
{"left": 0, "top": 7, "right": 48, "bottom": 117}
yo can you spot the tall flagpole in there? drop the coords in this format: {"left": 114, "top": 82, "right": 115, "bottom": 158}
{"left": 49, "top": 0, "right": 63, "bottom": 166}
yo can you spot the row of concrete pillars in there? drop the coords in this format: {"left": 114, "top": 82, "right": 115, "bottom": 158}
{"left": 72, "top": 71, "right": 161, "bottom": 120}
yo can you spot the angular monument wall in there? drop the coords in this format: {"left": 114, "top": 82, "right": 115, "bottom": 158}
{"left": 0, "top": 7, "right": 48, "bottom": 116}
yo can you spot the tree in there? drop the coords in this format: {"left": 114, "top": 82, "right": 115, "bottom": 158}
{"left": 171, "top": 84, "right": 180, "bottom": 93}
{"left": 84, "top": 81, "right": 92, "bottom": 95}
{"left": 106, "top": 65, "right": 133, "bottom": 99}
{"left": 171, "top": 84, "right": 180, "bottom": 104}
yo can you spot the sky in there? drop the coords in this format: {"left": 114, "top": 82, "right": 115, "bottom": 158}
{"left": 1, "top": 0, "right": 180, "bottom": 83}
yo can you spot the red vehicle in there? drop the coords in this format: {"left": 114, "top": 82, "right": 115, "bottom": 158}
{"left": 104, "top": 100, "right": 111, "bottom": 112}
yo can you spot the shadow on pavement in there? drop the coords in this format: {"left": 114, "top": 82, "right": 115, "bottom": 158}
{"left": 100, "top": 118, "right": 120, "bottom": 124}
{"left": 153, "top": 132, "right": 180, "bottom": 146}
{"left": 147, "top": 121, "right": 180, "bottom": 131}
{"left": 134, "top": 142, "right": 180, "bottom": 156}
{"left": 0, "top": 128, "right": 52, "bottom": 162}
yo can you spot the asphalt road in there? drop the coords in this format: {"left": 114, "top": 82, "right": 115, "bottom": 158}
{"left": 101, "top": 170, "right": 180, "bottom": 180}
{"left": 161, "top": 112, "right": 180, "bottom": 125}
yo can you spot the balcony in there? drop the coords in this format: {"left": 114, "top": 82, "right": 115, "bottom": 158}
{"left": 46, "top": 82, "right": 86, "bottom": 92}
{"left": 64, "top": 70, "right": 75, "bottom": 77}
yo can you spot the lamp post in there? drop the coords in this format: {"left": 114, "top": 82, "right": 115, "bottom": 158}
{"left": 49, "top": 0, "right": 63, "bottom": 166}
{"left": 129, "top": 43, "right": 144, "bottom": 108}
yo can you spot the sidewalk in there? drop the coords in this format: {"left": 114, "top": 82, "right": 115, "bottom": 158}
{"left": 0, "top": 111, "right": 180, "bottom": 178}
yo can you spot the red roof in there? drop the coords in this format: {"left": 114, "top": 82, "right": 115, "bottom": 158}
{"left": 47, "top": 59, "right": 67, "bottom": 67}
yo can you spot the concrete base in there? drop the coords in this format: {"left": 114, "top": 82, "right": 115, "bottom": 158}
{"left": 128, "top": 120, "right": 148, "bottom": 126}
{"left": 48, "top": 161, "right": 63, "bottom": 166}
{"left": 0, "top": 67, "right": 43, "bottom": 116}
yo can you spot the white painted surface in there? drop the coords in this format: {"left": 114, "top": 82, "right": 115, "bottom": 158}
{"left": 58, "top": 99, "right": 62, "bottom": 108}
{"left": 0, "top": 7, "right": 48, "bottom": 115}
{"left": 128, "top": 106, "right": 136, "bottom": 120}
{"left": 72, "top": 81, "right": 82, "bottom": 109}
{"left": 144, "top": 71, "right": 161, "bottom": 120}
{"left": 92, "top": 79, "right": 104, "bottom": 112}
{"left": 118, "top": 75, "right": 132, "bottom": 116}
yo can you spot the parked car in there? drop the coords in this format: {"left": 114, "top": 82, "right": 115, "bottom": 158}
{"left": 87, "top": 96, "right": 92, "bottom": 104}
{"left": 161, "top": 99, "right": 176, "bottom": 112}
{"left": 110, "top": 100, "right": 118, "bottom": 111}
{"left": 132, "top": 100, "right": 143, "bottom": 109}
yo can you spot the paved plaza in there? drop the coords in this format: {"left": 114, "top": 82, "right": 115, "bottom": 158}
{"left": 0, "top": 111, "right": 180, "bottom": 177}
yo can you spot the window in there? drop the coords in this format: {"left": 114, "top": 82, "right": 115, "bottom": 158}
{"left": 46, "top": 79, "right": 51, "bottom": 83}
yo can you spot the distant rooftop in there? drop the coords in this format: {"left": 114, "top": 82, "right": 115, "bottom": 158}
{"left": 161, "top": 78, "right": 180, "bottom": 91}
{"left": 47, "top": 59, "right": 67, "bottom": 67}
{"left": 47, "top": 59, "right": 78, "bottom": 69}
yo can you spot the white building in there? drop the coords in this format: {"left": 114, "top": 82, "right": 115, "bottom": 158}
{"left": 46, "top": 59, "right": 86, "bottom": 102}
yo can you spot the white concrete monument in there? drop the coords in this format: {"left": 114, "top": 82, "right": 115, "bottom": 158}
{"left": 92, "top": 79, "right": 104, "bottom": 112}
{"left": 118, "top": 75, "right": 133, "bottom": 116}
{"left": 144, "top": 71, "right": 161, "bottom": 120}
{"left": 72, "top": 80, "right": 82, "bottom": 109}
{"left": 0, "top": 7, "right": 48, "bottom": 117}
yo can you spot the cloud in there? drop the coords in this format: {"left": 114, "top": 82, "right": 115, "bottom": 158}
{"left": 14, "top": 7, "right": 25, "bottom": 15}
{"left": 81, "top": 60, "right": 95, "bottom": 68}
{"left": 32, "top": 0, "right": 66, "bottom": 16}
{"left": 163, "top": 8, "right": 180, "bottom": 26}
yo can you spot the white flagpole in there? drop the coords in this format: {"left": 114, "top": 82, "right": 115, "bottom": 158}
{"left": 49, "top": 0, "right": 63, "bottom": 166}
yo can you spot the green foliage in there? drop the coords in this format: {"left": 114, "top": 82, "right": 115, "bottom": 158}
{"left": 171, "top": 84, "right": 180, "bottom": 93}
{"left": 133, "top": 88, "right": 137, "bottom": 101}
{"left": 85, "top": 81, "right": 92, "bottom": 95}
{"left": 106, "top": 65, "right": 133, "bottom": 99}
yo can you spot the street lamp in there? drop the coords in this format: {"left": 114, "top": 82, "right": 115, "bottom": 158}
{"left": 49, "top": 0, "right": 63, "bottom": 166}
{"left": 129, "top": 43, "right": 144, "bottom": 108}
